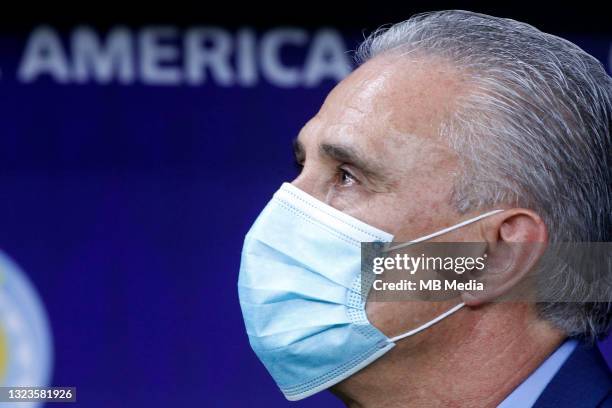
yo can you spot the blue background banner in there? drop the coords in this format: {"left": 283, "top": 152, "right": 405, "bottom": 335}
{"left": 0, "top": 10, "right": 610, "bottom": 407}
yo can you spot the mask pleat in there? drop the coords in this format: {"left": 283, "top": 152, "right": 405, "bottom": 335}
{"left": 242, "top": 300, "right": 350, "bottom": 339}
{"left": 246, "top": 202, "right": 362, "bottom": 289}
{"left": 239, "top": 247, "right": 349, "bottom": 299}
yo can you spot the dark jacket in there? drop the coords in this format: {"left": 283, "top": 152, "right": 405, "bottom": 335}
{"left": 533, "top": 343, "right": 612, "bottom": 408}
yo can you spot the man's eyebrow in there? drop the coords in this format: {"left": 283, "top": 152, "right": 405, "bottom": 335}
{"left": 320, "top": 142, "right": 386, "bottom": 181}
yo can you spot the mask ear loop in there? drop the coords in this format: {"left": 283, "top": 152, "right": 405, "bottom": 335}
{"left": 389, "top": 302, "right": 465, "bottom": 342}
{"left": 383, "top": 209, "right": 504, "bottom": 253}
{"left": 383, "top": 209, "right": 504, "bottom": 343}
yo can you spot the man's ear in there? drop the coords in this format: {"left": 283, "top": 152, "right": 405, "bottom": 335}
{"left": 460, "top": 208, "right": 548, "bottom": 306}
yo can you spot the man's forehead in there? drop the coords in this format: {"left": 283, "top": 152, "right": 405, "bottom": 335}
{"left": 322, "top": 54, "right": 465, "bottom": 140}
{"left": 322, "top": 57, "right": 397, "bottom": 124}
{"left": 298, "top": 55, "right": 464, "bottom": 158}
{"left": 297, "top": 60, "right": 397, "bottom": 152}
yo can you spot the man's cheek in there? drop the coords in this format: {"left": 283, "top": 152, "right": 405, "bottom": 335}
{"left": 326, "top": 187, "right": 362, "bottom": 210}
{"left": 342, "top": 199, "right": 401, "bottom": 235}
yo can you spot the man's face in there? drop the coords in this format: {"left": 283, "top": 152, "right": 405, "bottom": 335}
{"left": 292, "top": 54, "right": 471, "bottom": 338}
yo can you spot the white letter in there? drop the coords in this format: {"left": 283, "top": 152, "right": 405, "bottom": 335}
{"left": 185, "top": 27, "right": 233, "bottom": 86}
{"left": 409, "top": 256, "right": 421, "bottom": 275}
{"left": 303, "top": 29, "right": 351, "bottom": 87}
{"left": 373, "top": 257, "right": 384, "bottom": 274}
{"left": 261, "top": 28, "right": 307, "bottom": 88}
{"left": 236, "top": 28, "right": 257, "bottom": 86}
{"left": 72, "top": 26, "right": 134, "bottom": 84}
{"left": 18, "top": 26, "right": 70, "bottom": 83}
{"left": 139, "top": 26, "right": 181, "bottom": 85}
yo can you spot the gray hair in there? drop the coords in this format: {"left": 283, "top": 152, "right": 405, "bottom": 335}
{"left": 356, "top": 10, "right": 612, "bottom": 340}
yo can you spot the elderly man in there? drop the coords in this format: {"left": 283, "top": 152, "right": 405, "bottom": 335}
{"left": 238, "top": 10, "right": 612, "bottom": 408}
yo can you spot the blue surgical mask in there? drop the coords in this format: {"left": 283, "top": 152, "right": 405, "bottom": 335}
{"left": 238, "top": 183, "right": 501, "bottom": 400}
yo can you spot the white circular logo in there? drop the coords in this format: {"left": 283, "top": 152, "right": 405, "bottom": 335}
{"left": 0, "top": 251, "right": 52, "bottom": 407}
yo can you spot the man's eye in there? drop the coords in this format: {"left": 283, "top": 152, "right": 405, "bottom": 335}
{"left": 338, "top": 167, "right": 357, "bottom": 186}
